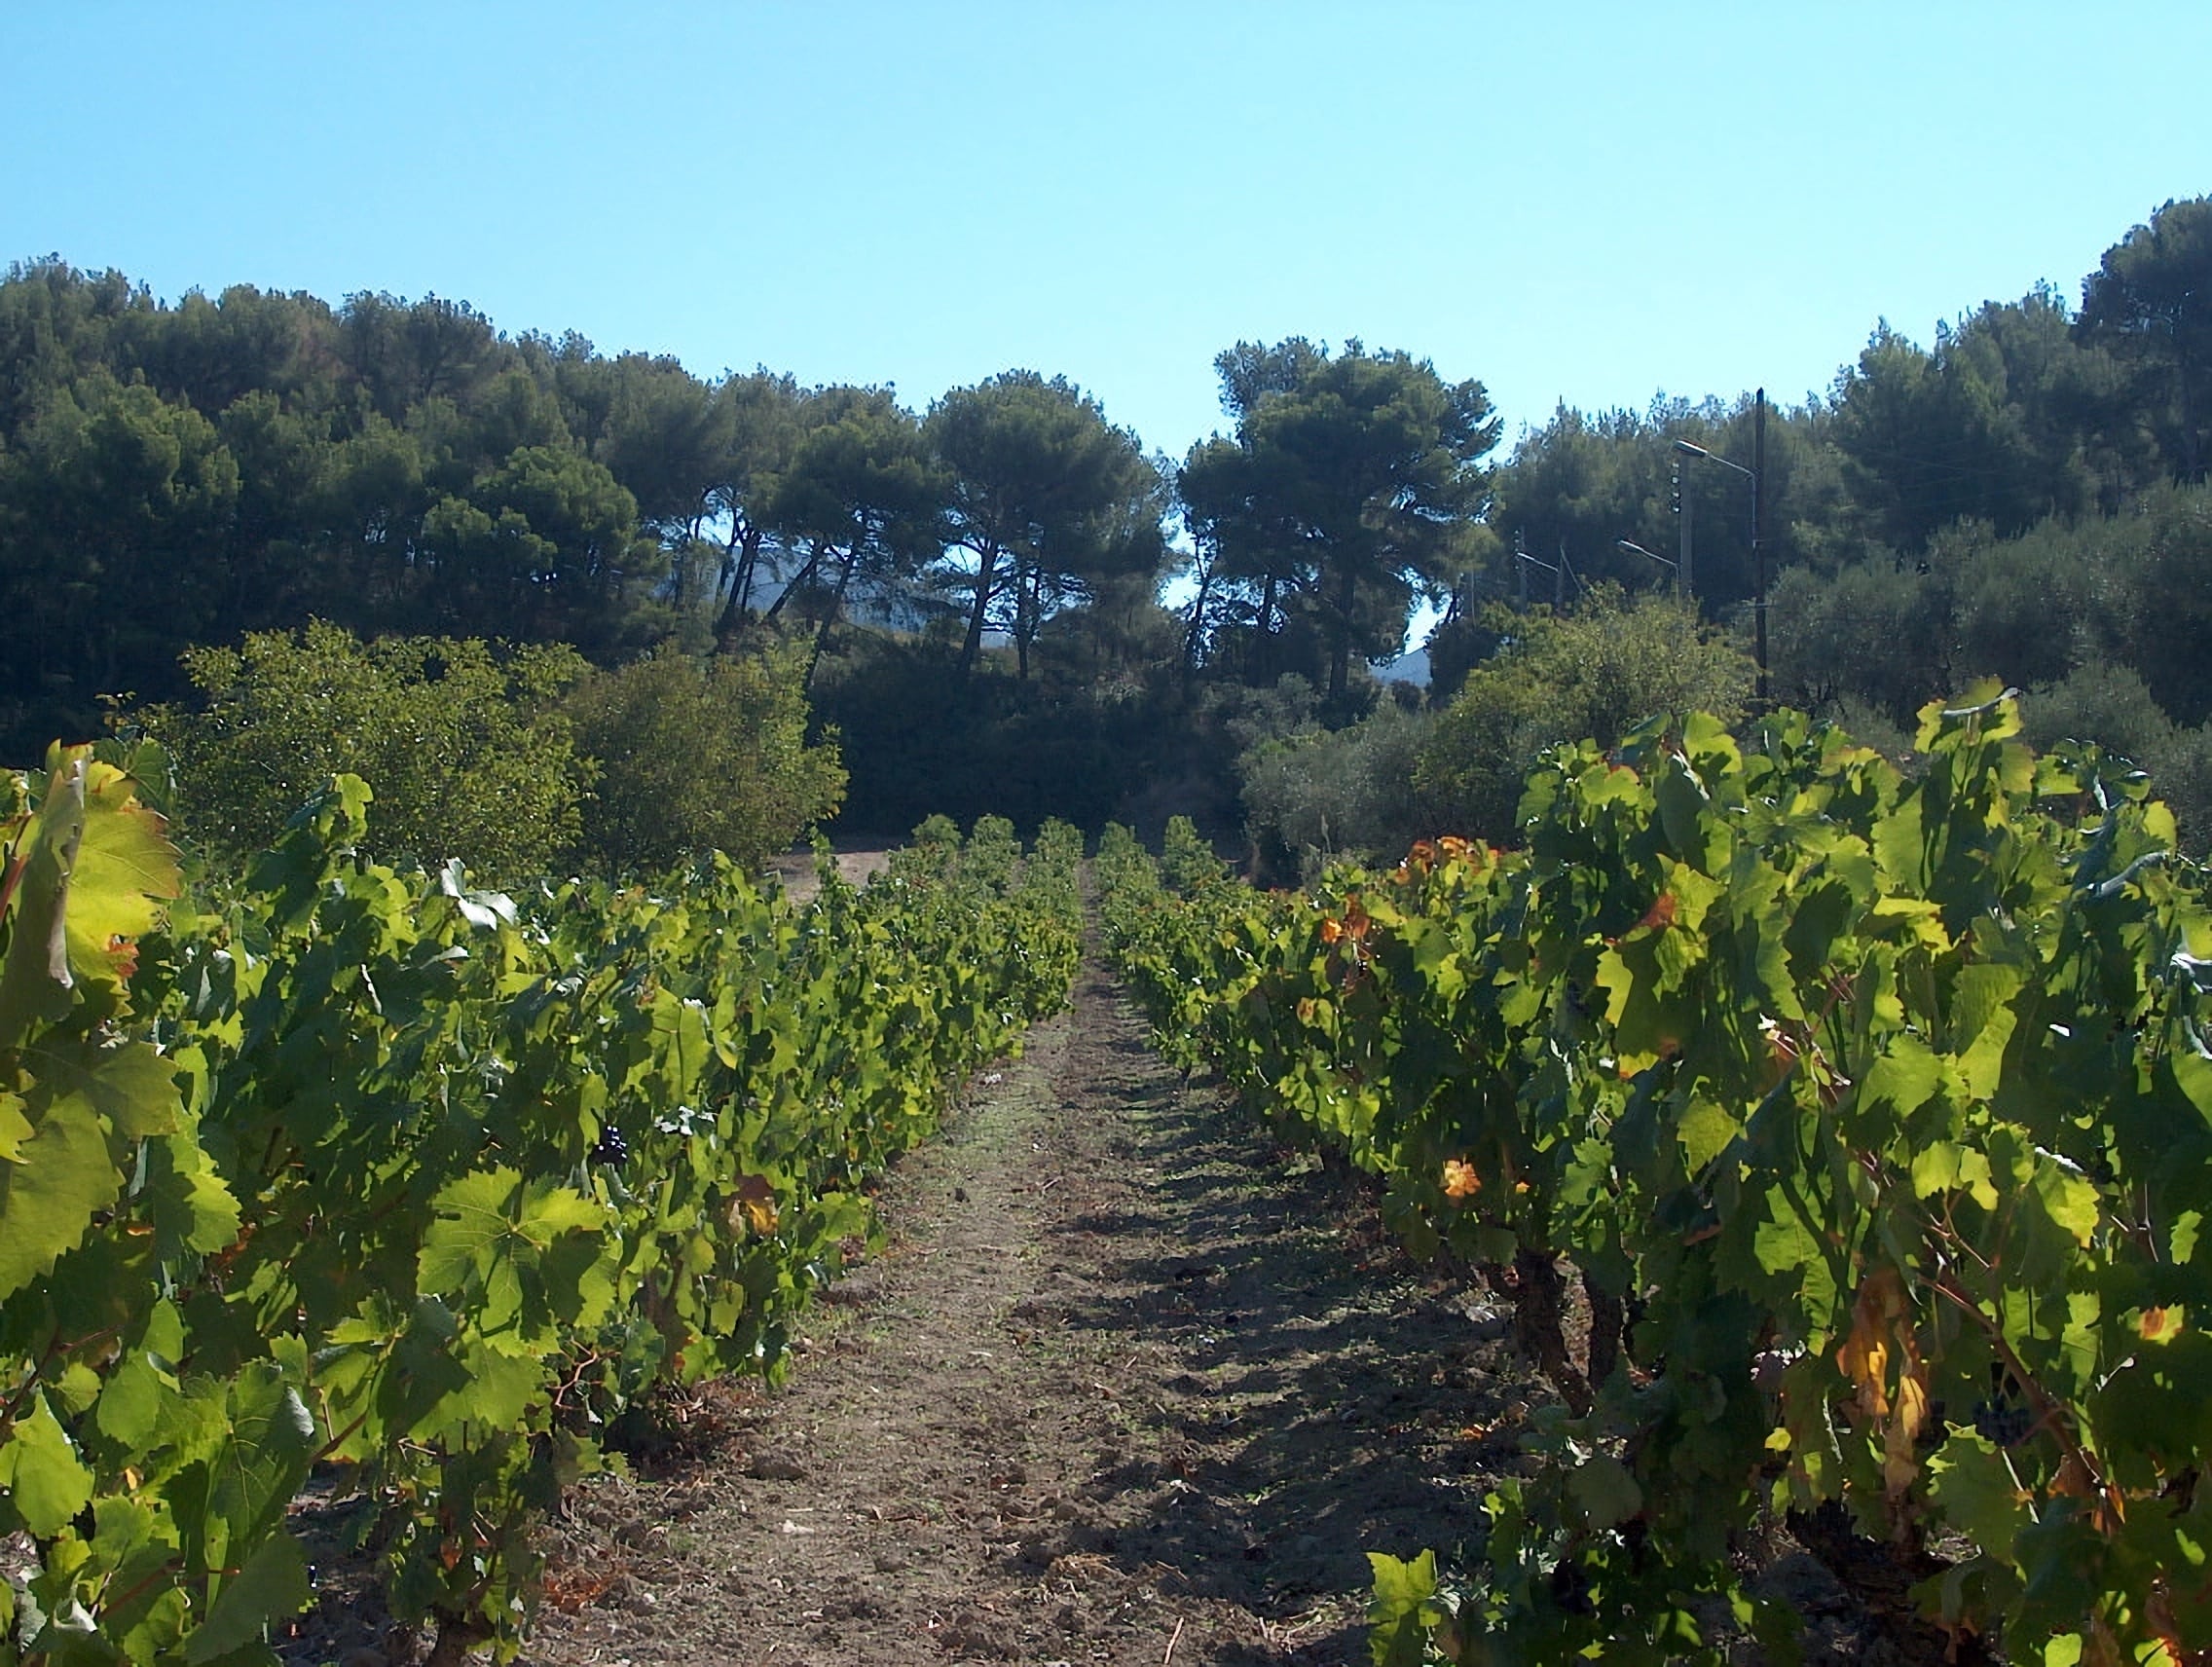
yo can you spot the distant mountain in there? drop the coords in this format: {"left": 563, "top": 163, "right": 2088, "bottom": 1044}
{"left": 1376, "top": 648, "right": 1429, "bottom": 686}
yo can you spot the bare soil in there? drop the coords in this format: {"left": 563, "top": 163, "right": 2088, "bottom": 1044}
{"left": 511, "top": 949, "right": 1535, "bottom": 1667}
{"left": 763, "top": 841, "right": 895, "bottom": 905}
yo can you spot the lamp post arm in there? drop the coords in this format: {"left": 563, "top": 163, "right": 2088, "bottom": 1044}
{"left": 1673, "top": 438, "right": 1755, "bottom": 481}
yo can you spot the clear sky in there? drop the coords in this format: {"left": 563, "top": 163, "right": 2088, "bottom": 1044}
{"left": 6, "top": 2, "right": 2208, "bottom": 465}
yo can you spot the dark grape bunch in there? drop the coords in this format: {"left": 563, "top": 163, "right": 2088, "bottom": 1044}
{"left": 1549, "top": 1557, "right": 1595, "bottom": 1616}
{"left": 1972, "top": 1397, "right": 2034, "bottom": 1447}
{"left": 590, "top": 1124, "right": 629, "bottom": 1167}
{"left": 1972, "top": 1370, "right": 2036, "bottom": 1448}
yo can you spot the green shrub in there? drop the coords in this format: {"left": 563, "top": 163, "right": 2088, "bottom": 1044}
{"left": 149, "top": 620, "right": 593, "bottom": 880}
{"left": 562, "top": 643, "right": 846, "bottom": 872}
{"left": 1416, "top": 589, "right": 1752, "bottom": 842}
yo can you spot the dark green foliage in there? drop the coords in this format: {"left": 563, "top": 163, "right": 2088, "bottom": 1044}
{"left": 927, "top": 371, "right": 1166, "bottom": 679}
{"left": 1180, "top": 339, "right": 1498, "bottom": 706}
{"left": 809, "top": 630, "right": 1176, "bottom": 834}
{"left": 2078, "top": 196, "right": 2212, "bottom": 482}
{"left": 12, "top": 198, "right": 2212, "bottom": 851}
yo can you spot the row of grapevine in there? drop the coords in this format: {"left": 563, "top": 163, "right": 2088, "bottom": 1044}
{"left": 0, "top": 749, "right": 1081, "bottom": 1667}
{"left": 1099, "top": 691, "right": 2212, "bottom": 1665}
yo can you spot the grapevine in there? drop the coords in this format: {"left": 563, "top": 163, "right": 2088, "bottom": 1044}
{"left": 0, "top": 759, "right": 1080, "bottom": 1666}
{"left": 1102, "top": 689, "right": 2212, "bottom": 1664}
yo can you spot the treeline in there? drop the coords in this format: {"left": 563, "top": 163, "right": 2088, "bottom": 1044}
{"left": 5, "top": 194, "right": 2209, "bottom": 853}
{"left": 1249, "top": 197, "right": 2212, "bottom": 869}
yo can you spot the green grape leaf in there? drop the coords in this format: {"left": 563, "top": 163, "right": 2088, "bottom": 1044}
{"left": 96, "top": 1355, "right": 171, "bottom": 1451}
{"left": 1927, "top": 1434, "right": 2032, "bottom": 1558}
{"left": 0, "top": 1086, "right": 120, "bottom": 1300}
{"left": 0, "top": 754, "right": 86, "bottom": 1047}
{"left": 0, "top": 1391, "right": 94, "bottom": 1537}
{"left": 1677, "top": 1099, "right": 1741, "bottom": 1173}
{"left": 1568, "top": 1452, "right": 1644, "bottom": 1529}
{"left": 2030, "top": 1160, "right": 2100, "bottom": 1249}
{"left": 1951, "top": 964, "right": 2022, "bottom": 1100}
{"left": 145, "top": 1130, "right": 244, "bottom": 1259}
{"left": 1366, "top": 1548, "right": 1441, "bottom": 1667}
{"left": 181, "top": 1529, "right": 312, "bottom": 1664}
{"left": 0, "top": 1091, "right": 32, "bottom": 1162}
{"left": 1861, "top": 1035, "right": 1943, "bottom": 1122}
{"left": 30, "top": 1035, "right": 183, "bottom": 1144}
{"left": 419, "top": 1168, "right": 610, "bottom": 1340}
{"left": 1911, "top": 1141, "right": 2000, "bottom": 1211}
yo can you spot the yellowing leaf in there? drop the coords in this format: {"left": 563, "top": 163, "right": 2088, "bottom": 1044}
{"left": 1885, "top": 1371, "right": 1931, "bottom": 1499}
{"left": 2139, "top": 1306, "right": 2186, "bottom": 1344}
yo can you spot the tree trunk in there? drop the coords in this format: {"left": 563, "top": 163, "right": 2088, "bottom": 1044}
{"left": 761, "top": 542, "right": 822, "bottom": 625}
{"left": 1490, "top": 1248, "right": 1592, "bottom": 1416}
{"left": 1182, "top": 561, "right": 1214, "bottom": 679}
{"left": 714, "top": 522, "right": 763, "bottom": 641}
{"left": 1014, "top": 564, "right": 1043, "bottom": 681}
{"left": 805, "top": 541, "right": 859, "bottom": 689}
{"left": 1252, "top": 573, "right": 1277, "bottom": 685}
{"left": 958, "top": 540, "right": 1001, "bottom": 676}
{"left": 1326, "top": 559, "right": 1357, "bottom": 704}
{"left": 1584, "top": 1271, "right": 1625, "bottom": 1391}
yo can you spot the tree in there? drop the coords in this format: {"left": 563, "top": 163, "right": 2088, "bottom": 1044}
{"left": 927, "top": 371, "right": 1164, "bottom": 679}
{"left": 0, "top": 377, "right": 242, "bottom": 737}
{"left": 706, "top": 369, "right": 808, "bottom": 639}
{"left": 418, "top": 444, "right": 660, "bottom": 650}
{"left": 761, "top": 387, "right": 944, "bottom": 681}
{"left": 2079, "top": 197, "right": 2212, "bottom": 482}
{"left": 1181, "top": 340, "right": 1498, "bottom": 706}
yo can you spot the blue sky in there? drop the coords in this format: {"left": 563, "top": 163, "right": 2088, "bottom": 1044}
{"left": 6, "top": 2, "right": 2208, "bottom": 467}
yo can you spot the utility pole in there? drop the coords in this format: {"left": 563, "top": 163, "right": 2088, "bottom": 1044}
{"left": 1675, "top": 458, "right": 1694, "bottom": 597}
{"left": 1752, "top": 387, "right": 1767, "bottom": 704}
{"left": 1514, "top": 527, "right": 1528, "bottom": 609}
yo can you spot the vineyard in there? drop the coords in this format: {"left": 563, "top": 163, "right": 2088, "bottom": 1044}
{"left": 1098, "top": 687, "right": 2212, "bottom": 1665}
{"left": 0, "top": 751, "right": 1080, "bottom": 1666}
{"left": 10, "top": 685, "right": 2212, "bottom": 1665}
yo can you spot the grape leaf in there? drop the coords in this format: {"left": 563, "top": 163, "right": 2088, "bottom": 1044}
{"left": 0, "top": 1391, "right": 94, "bottom": 1537}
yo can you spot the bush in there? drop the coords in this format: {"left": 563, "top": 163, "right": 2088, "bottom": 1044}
{"left": 1236, "top": 701, "right": 1436, "bottom": 878}
{"left": 1416, "top": 589, "right": 1753, "bottom": 842}
{"left": 149, "top": 621, "right": 593, "bottom": 880}
{"left": 562, "top": 643, "right": 846, "bottom": 871}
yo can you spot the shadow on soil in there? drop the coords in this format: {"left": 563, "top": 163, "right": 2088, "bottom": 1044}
{"left": 1047, "top": 1064, "right": 1521, "bottom": 1662}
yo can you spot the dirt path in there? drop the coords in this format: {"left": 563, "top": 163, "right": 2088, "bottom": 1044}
{"left": 515, "top": 948, "right": 1531, "bottom": 1667}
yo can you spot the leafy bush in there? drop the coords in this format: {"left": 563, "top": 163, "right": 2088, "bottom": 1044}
{"left": 1236, "top": 701, "right": 1435, "bottom": 877}
{"left": 149, "top": 620, "right": 593, "bottom": 879}
{"left": 1415, "top": 589, "right": 1753, "bottom": 841}
{"left": 562, "top": 642, "right": 846, "bottom": 871}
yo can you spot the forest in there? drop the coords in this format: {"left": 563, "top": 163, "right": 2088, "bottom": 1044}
{"left": 1, "top": 194, "right": 2209, "bottom": 869}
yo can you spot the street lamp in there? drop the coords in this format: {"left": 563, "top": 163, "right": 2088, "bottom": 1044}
{"left": 1672, "top": 388, "right": 1768, "bottom": 702}
{"left": 1616, "top": 538, "right": 1677, "bottom": 592}
{"left": 1516, "top": 545, "right": 1587, "bottom": 606}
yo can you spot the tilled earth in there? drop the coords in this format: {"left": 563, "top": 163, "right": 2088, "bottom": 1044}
{"left": 509, "top": 953, "right": 1535, "bottom": 1667}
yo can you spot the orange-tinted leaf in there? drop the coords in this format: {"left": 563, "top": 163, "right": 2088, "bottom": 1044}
{"left": 728, "top": 1174, "right": 779, "bottom": 1236}
{"left": 1442, "top": 1159, "right": 1480, "bottom": 1201}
